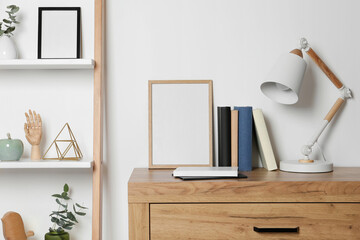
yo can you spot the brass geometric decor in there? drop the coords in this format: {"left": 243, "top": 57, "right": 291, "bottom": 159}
{"left": 42, "top": 123, "right": 83, "bottom": 161}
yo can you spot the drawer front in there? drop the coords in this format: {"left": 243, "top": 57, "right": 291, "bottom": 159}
{"left": 150, "top": 203, "right": 360, "bottom": 240}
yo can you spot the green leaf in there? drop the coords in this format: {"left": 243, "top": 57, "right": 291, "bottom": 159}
{"left": 51, "top": 217, "right": 58, "bottom": 223}
{"left": 5, "top": 27, "right": 15, "bottom": 34}
{"left": 50, "top": 210, "right": 66, "bottom": 216}
{"left": 75, "top": 203, "right": 88, "bottom": 209}
{"left": 3, "top": 19, "right": 11, "bottom": 24}
{"left": 62, "top": 225, "right": 73, "bottom": 230}
{"left": 61, "top": 191, "right": 71, "bottom": 200}
{"left": 63, "top": 195, "right": 71, "bottom": 200}
{"left": 12, "top": 7, "right": 20, "bottom": 13}
{"left": 64, "top": 184, "right": 69, "bottom": 193}
{"left": 56, "top": 199, "right": 68, "bottom": 208}
{"left": 60, "top": 218, "right": 71, "bottom": 223}
{"left": 60, "top": 219, "right": 75, "bottom": 226}
{"left": 51, "top": 194, "right": 63, "bottom": 198}
{"left": 67, "top": 212, "right": 78, "bottom": 223}
{"left": 73, "top": 205, "right": 87, "bottom": 216}
{"left": 75, "top": 211, "right": 86, "bottom": 216}
{"left": 7, "top": 5, "right": 16, "bottom": 9}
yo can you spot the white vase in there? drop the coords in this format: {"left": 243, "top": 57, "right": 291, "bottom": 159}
{"left": 0, "top": 36, "right": 18, "bottom": 59}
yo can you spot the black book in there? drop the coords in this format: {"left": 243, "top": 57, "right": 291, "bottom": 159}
{"left": 218, "top": 106, "right": 231, "bottom": 166}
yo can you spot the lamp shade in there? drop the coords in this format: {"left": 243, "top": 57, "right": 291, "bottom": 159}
{"left": 261, "top": 52, "right": 307, "bottom": 104}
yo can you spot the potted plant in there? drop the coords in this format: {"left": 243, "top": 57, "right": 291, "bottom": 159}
{"left": 0, "top": 5, "right": 20, "bottom": 59}
{"left": 45, "top": 184, "right": 87, "bottom": 240}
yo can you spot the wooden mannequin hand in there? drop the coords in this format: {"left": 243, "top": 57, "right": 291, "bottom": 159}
{"left": 24, "top": 110, "right": 42, "bottom": 145}
{"left": 24, "top": 110, "right": 42, "bottom": 160}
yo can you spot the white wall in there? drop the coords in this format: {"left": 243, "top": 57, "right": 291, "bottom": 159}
{"left": 1, "top": 0, "right": 360, "bottom": 240}
{"left": 105, "top": 0, "right": 360, "bottom": 239}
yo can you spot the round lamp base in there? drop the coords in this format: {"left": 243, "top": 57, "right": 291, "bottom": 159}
{"left": 280, "top": 160, "right": 333, "bottom": 173}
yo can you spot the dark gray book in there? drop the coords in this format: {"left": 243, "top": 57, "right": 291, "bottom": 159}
{"left": 218, "top": 106, "right": 231, "bottom": 166}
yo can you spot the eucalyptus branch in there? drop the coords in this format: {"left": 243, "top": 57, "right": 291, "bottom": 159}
{"left": 0, "top": 5, "right": 20, "bottom": 37}
{"left": 49, "top": 184, "right": 87, "bottom": 233}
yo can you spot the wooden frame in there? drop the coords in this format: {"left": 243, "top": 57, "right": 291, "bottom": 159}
{"left": 93, "top": 0, "right": 104, "bottom": 239}
{"left": 38, "top": 7, "right": 81, "bottom": 59}
{"left": 148, "top": 80, "right": 213, "bottom": 169}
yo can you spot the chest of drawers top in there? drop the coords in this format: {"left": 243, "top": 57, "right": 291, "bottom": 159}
{"left": 128, "top": 167, "right": 360, "bottom": 203}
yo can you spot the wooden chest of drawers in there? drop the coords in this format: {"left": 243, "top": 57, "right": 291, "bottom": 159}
{"left": 128, "top": 168, "right": 360, "bottom": 239}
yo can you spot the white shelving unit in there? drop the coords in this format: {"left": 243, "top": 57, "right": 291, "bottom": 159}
{"left": 0, "top": 160, "right": 93, "bottom": 169}
{"left": 0, "top": 1, "right": 104, "bottom": 239}
{"left": 0, "top": 59, "right": 95, "bottom": 70}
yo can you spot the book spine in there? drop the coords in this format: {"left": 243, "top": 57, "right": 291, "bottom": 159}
{"left": 218, "top": 106, "right": 231, "bottom": 166}
{"left": 253, "top": 109, "right": 278, "bottom": 171}
{"left": 235, "top": 106, "right": 253, "bottom": 171}
{"left": 231, "top": 110, "right": 239, "bottom": 167}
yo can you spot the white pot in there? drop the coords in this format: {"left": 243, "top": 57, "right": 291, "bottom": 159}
{"left": 0, "top": 36, "right": 18, "bottom": 59}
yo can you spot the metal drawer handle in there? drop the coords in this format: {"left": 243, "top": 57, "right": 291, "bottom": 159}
{"left": 253, "top": 226, "right": 299, "bottom": 233}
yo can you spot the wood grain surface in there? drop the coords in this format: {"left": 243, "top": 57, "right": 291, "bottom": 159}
{"left": 129, "top": 204, "right": 149, "bottom": 240}
{"left": 128, "top": 168, "right": 360, "bottom": 203}
{"left": 151, "top": 203, "right": 360, "bottom": 240}
{"left": 290, "top": 49, "right": 303, "bottom": 58}
{"left": 324, "top": 98, "right": 345, "bottom": 122}
{"left": 129, "top": 168, "right": 360, "bottom": 239}
{"left": 93, "top": 0, "right": 104, "bottom": 239}
{"left": 306, "top": 48, "right": 343, "bottom": 89}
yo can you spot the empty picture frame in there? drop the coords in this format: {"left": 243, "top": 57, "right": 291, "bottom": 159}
{"left": 38, "top": 7, "right": 81, "bottom": 59}
{"left": 149, "top": 80, "right": 213, "bottom": 168}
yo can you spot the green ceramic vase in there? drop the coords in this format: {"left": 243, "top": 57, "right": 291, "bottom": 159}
{"left": 44, "top": 231, "right": 70, "bottom": 240}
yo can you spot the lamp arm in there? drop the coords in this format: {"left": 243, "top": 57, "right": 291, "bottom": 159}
{"left": 298, "top": 38, "right": 352, "bottom": 161}
{"left": 301, "top": 98, "right": 345, "bottom": 160}
{"left": 305, "top": 47, "right": 344, "bottom": 89}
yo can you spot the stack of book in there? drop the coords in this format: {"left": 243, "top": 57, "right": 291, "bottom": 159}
{"left": 218, "top": 107, "right": 278, "bottom": 171}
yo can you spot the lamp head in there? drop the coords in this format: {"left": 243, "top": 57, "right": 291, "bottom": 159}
{"left": 261, "top": 49, "right": 307, "bottom": 104}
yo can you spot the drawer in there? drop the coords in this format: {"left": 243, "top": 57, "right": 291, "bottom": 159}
{"left": 150, "top": 203, "right": 360, "bottom": 240}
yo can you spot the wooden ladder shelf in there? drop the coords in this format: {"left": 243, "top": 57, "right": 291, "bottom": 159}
{"left": 93, "top": 0, "right": 104, "bottom": 239}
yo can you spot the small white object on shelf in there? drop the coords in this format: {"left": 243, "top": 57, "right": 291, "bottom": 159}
{"left": 0, "top": 159, "right": 93, "bottom": 169}
{"left": 173, "top": 167, "right": 238, "bottom": 177}
{"left": 0, "top": 59, "right": 95, "bottom": 70}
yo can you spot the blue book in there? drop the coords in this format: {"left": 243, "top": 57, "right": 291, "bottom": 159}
{"left": 234, "top": 106, "right": 253, "bottom": 171}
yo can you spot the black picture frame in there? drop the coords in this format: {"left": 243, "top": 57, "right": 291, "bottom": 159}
{"left": 38, "top": 7, "right": 81, "bottom": 59}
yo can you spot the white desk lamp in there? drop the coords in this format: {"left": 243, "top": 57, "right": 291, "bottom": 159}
{"left": 261, "top": 38, "right": 352, "bottom": 173}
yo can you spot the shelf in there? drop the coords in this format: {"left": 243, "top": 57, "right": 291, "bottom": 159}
{"left": 0, "top": 59, "right": 95, "bottom": 70}
{"left": 0, "top": 159, "right": 93, "bottom": 169}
